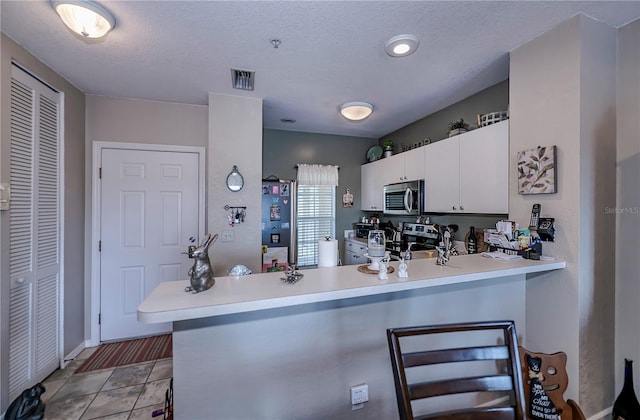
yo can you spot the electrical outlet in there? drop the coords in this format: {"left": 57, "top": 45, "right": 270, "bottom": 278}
{"left": 222, "top": 230, "right": 234, "bottom": 242}
{"left": 350, "top": 383, "right": 368, "bottom": 407}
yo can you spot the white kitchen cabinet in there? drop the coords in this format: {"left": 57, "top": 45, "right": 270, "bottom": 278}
{"left": 344, "top": 238, "right": 369, "bottom": 265}
{"left": 361, "top": 161, "right": 384, "bottom": 211}
{"left": 361, "top": 147, "right": 426, "bottom": 211}
{"left": 424, "top": 138, "right": 459, "bottom": 212}
{"left": 424, "top": 120, "right": 508, "bottom": 214}
{"left": 379, "top": 147, "right": 425, "bottom": 185}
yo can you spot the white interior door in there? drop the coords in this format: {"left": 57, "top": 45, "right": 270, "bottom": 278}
{"left": 100, "top": 148, "right": 200, "bottom": 342}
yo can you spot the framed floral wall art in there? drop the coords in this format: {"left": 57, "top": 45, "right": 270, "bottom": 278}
{"left": 517, "top": 145, "right": 557, "bottom": 194}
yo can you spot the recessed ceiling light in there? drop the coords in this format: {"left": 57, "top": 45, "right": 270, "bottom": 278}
{"left": 385, "top": 34, "right": 419, "bottom": 57}
{"left": 340, "top": 102, "right": 373, "bottom": 122}
{"left": 52, "top": 0, "right": 115, "bottom": 38}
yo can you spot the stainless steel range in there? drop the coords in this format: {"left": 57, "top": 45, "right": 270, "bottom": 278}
{"left": 386, "top": 222, "right": 439, "bottom": 258}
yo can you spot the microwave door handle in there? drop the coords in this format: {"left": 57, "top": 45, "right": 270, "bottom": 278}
{"left": 404, "top": 188, "right": 413, "bottom": 212}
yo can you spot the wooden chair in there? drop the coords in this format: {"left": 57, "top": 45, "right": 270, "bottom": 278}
{"left": 518, "top": 347, "right": 586, "bottom": 420}
{"left": 387, "top": 320, "right": 525, "bottom": 420}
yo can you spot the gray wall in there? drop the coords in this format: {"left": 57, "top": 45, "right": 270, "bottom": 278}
{"left": 1, "top": 33, "right": 86, "bottom": 412}
{"left": 615, "top": 18, "right": 640, "bottom": 394}
{"left": 263, "top": 129, "right": 378, "bottom": 263}
{"left": 510, "top": 14, "right": 617, "bottom": 415}
{"left": 85, "top": 95, "right": 208, "bottom": 344}
{"left": 379, "top": 80, "right": 509, "bottom": 150}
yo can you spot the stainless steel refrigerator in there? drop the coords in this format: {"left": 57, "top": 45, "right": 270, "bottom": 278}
{"left": 261, "top": 179, "right": 296, "bottom": 272}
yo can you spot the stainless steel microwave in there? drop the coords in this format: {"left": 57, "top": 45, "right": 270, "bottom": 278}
{"left": 383, "top": 180, "right": 424, "bottom": 215}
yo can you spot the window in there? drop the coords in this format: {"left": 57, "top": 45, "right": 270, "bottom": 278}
{"left": 296, "top": 185, "right": 335, "bottom": 267}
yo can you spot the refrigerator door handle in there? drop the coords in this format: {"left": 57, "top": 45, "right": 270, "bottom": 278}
{"left": 290, "top": 180, "right": 297, "bottom": 266}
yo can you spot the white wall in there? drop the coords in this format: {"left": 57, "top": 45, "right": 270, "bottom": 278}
{"left": 615, "top": 18, "right": 640, "bottom": 393}
{"left": 510, "top": 14, "right": 617, "bottom": 415}
{"left": 208, "top": 93, "right": 263, "bottom": 275}
{"left": 84, "top": 96, "right": 208, "bottom": 341}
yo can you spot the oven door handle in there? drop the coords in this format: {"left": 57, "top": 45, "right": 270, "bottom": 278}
{"left": 404, "top": 188, "right": 413, "bottom": 212}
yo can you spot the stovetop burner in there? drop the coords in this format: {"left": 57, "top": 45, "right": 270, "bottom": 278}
{"left": 385, "top": 240, "right": 435, "bottom": 257}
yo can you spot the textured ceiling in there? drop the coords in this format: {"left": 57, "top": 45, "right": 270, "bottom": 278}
{"left": 1, "top": 1, "right": 639, "bottom": 138}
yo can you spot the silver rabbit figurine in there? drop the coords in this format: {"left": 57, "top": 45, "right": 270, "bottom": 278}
{"left": 184, "top": 234, "right": 218, "bottom": 293}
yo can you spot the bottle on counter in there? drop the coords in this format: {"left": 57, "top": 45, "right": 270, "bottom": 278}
{"left": 467, "top": 226, "right": 477, "bottom": 254}
{"left": 613, "top": 359, "right": 640, "bottom": 419}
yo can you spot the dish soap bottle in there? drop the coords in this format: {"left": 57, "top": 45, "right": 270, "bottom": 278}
{"left": 467, "top": 226, "right": 477, "bottom": 254}
{"left": 613, "top": 359, "right": 640, "bottom": 419}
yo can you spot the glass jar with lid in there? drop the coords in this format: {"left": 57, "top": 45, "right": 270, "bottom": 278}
{"left": 368, "top": 230, "right": 386, "bottom": 258}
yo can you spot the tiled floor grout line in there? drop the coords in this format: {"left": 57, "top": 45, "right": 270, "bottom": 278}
{"left": 41, "top": 350, "right": 173, "bottom": 420}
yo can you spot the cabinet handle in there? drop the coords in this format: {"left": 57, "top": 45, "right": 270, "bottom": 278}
{"left": 460, "top": 206, "right": 464, "bottom": 211}
{"left": 16, "top": 277, "right": 25, "bottom": 284}
{"left": 452, "top": 206, "right": 457, "bottom": 210}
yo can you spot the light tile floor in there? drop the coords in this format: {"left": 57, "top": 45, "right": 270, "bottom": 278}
{"left": 41, "top": 346, "right": 172, "bottom": 420}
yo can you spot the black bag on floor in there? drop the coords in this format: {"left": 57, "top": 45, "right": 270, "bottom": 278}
{"left": 6, "top": 383, "right": 46, "bottom": 420}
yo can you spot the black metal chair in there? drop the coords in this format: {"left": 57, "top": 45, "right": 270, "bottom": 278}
{"left": 387, "top": 320, "right": 525, "bottom": 419}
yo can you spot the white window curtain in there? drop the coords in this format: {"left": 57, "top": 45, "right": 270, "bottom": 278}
{"left": 296, "top": 164, "right": 339, "bottom": 186}
{"left": 296, "top": 164, "right": 338, "bottom": 267}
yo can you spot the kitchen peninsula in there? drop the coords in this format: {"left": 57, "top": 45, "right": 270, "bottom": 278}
{"left": 139, "top": 255, "right": 565, "bottom": 419}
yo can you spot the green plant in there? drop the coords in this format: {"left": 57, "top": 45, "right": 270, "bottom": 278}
{"left": 448, "top": 118, "right": 469, "bottom": 131}
{"left": 383, "top": 139, "right": 394, "bottom": 148}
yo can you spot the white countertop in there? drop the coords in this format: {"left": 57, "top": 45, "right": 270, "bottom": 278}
{"left": 138, "top": 254, "right": 565, "bottom": 324}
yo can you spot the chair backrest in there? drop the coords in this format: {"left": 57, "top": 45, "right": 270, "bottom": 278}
{"left": 387, "top": 320, "right": 525, "bottom": 420}
{"left": 518, "top": 347, "right": 586, "bottom": 420}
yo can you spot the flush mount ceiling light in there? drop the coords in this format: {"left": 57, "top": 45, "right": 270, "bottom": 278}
{"left": 52, "top": 0, "right": 115, "bottom": 38}
{"left": 385, "top": 34, "right": 419, "bottom": 57}
{"left": 340, "top": 102, "right": 373, "bottom": 122}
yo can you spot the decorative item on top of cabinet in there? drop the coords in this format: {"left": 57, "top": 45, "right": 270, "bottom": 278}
{"left": 447, "top": 117, "right": 469, "bottom": 137}
{"left": 383, "top": 139, "right": 394, "bottom": 158}
{"left": 478, "top": 110, "right": 509, "bottom": 127}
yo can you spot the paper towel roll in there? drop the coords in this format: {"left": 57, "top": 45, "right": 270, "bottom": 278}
{"left": 318, "top": 238, "right": 338, "bottom": 267}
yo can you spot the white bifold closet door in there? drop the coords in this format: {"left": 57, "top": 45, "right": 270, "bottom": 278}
{"left": 8, "top": 65, "right": 62, "bottom": 400}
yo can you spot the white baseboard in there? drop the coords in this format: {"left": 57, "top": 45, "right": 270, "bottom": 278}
{"left": 61, "top": 341, "right": 86, "bottom": 368}
{"left": 587, "top": 407, "right": 611, "bottom": 420}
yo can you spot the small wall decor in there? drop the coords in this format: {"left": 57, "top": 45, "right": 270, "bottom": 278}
{"left": 224, "top": 204, "right": 246, "bottom": 226}
{"left": 226, "top": 165, "right": 244, "bottom": 191}
{"left": 342, "top": 188, "right": 354, "bottom": 207}
{"left": 517, "top": 145, "right": 557, "bottom": 194}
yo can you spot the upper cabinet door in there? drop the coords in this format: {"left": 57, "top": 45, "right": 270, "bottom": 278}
{"left": 424, "top": 137, "right": 460, "bottom": 212}
{"left": 378, "top": 153, "right": 404, "bottom": 185}
{"left": 404, "top": 147, "right": 426, "bottom": 182}
{"left": 361, "top": 161, "right": 383, "bottom": 211}
{"left": 459, "top": 121, "right": 508, "bottom": 213}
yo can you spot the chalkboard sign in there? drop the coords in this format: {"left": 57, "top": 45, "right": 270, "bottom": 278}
{"left": 526, "top": 354, "right": 559, "bottom": 419}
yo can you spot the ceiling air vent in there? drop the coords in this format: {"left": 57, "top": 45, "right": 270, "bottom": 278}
{"left": 231, "top": 69, "right": 255, "bottom": 91}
